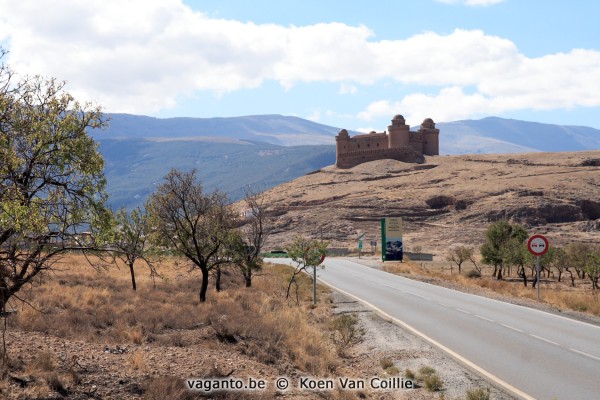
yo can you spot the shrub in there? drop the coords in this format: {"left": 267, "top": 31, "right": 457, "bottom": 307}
{"left": 466, "top": 269, "right": 482, "bottom": 278}
{"left": 404, "top": 368, "right": 416, "bottom": 380}
{"left": 380, "top": 358, "right": 394, "bottom": 370}
{"left": 330, "top": 314, "right": 364, "bottom": 357}
{"left": 465, "top": 387, "right": 491, "bottom": 400}
{"left": 423, "top": 373, "right": 444, "bottom": 392}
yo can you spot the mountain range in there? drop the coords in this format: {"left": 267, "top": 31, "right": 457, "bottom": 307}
{"left": 96, "top": 113, "right": 600, "bottom": 209}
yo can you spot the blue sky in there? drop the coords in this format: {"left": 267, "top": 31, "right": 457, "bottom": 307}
{"left": 1, "top": 0, "right": 600, "bottom": 133}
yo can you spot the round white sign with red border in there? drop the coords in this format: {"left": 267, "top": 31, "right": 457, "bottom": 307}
{"left": 527, "top": 234, "right": 549, "bottom": 256}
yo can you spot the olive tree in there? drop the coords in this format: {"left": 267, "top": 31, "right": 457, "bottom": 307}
{"left": 480, "top": 220, "right": 528, "bottom": 280}
{"left": 0, "top": 53, "right": 109, "bottom": 313}
{"left": 147, "top": 169, "right": 236, "bottom": 302}
{"left": 583, "top": 247, "right": 600, "bottom": 291}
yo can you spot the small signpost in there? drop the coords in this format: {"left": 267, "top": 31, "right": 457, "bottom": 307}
{"left": 527, "top": 234, "right": 549, "bottom": 300}
{"left": 357, "top": 233, "right": 365, "bottom": 259}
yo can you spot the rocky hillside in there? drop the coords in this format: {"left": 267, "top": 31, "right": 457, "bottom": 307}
{"left": 260, "top": 151, "right": 600, "bottom": 256}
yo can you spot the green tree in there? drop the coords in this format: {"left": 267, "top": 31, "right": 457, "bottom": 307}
{"left": 583, "top": 247, "right": 600, "bottom": 291}
{"left": 147, "top": 169, "right": 236, "bottom": 302}
{"left": 0, "top": 53, "right": 109, "bottom": 313}
{"left": 566, "top": 243, "right": 590, "bottom": 279}
{"left": 285, "top": 236, "right": 328, "bottom": 304}
{"left": 480, "top": 220, "right": 527, "bottom": 280}
{"left": 111, "top": 207, "right": 157, "bottom": 291}
{"left": 502, "top": 237, "right": 529, "bottom": 286}
{"left": 551, "top": 247, "right": 569, "bottom": 283}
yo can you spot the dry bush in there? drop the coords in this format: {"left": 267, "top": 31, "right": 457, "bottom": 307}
{"left": 330, "top": 314, "right": 364, "bottom": 357}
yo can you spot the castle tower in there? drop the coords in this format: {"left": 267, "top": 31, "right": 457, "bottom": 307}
{"left": 419, "top": 118, "right": 439, "bottom": 156}
{"left": 387, "top": 114, "right": 410, "bottom": 149}
{"left": 335, "top": 129, "right": 350, "bottom": 167}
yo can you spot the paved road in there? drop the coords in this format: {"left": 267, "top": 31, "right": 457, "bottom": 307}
{"left": 266, "top": 257, "right": 600, "bottom": 400}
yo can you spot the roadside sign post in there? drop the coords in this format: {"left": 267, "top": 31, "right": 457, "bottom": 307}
{"left": 527, "top": 234, "right": 549, "bottom": 300}
{"left": 357, "top": 233, "right": 365, "bottom": 259}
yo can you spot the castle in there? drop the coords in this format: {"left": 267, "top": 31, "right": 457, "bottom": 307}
{"left": 335, "top": 115, "right": 439, "bottom": 168}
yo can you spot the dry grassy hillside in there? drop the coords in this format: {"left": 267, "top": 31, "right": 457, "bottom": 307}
{"left": 262, "top": 151, "right": 600, "bottom": 256}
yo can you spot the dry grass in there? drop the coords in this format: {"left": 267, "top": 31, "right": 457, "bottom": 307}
{"left": 385, "top": 260, "right": 600, "bottom": 317}
{"left": 2, "top": 254, "right": 343, "bottom": 399}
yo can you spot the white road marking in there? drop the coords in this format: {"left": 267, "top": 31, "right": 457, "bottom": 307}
{"left": 455, "top": 308, "right": 472, "bottom": 315}
{"left": 501, "top": 324, "right": 524, "bottom": 333}
{"left": 569, "top": 348, "right": 600, "bottom": 362}
{"left": 475, "top": 314, "right": 494, "bottom": 322}
{"left": 406, "top": 292, "right": 431, "bottom": 301}
{"left": 529, "top": 334, "right": 560, "bottom": 346}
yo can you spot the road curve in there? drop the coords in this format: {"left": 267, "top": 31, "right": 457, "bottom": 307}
{"left": 266, "top": 257, "right": 600, "bottom": 400}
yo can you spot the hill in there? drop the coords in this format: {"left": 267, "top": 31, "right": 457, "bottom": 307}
{"left": 259, "top": 151, "right": 600, "bottom": 255}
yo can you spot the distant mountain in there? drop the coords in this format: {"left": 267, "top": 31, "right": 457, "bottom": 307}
{"left": 437, "top": 117, "right": 600, "bottom": 154}
{"left": 99, "top": 138, "right": 334, "bottom": 209}
{"left": 100, "top": 113, "right": 340, "bottom": 146}
{"left": 95, "top": 113, "right": 600, "bottom": 209}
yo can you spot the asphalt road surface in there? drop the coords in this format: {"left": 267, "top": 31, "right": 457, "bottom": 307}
{"left": 266, "top": 257, "right": 600, "bottom": 400}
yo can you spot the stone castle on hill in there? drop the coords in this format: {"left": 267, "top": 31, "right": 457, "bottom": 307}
{"left": 335, "top": 114, "right": 439, "bottom": 168}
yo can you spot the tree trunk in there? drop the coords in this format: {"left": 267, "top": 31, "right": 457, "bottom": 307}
{"left": 496, "top": 265, "right": 503, "bottom": 280}
{"left": 518, "top": 266, "right": 527, "bottom": 287}
{"left": 557, "top": 270, "right": 562, "bottom": 282}
{"left": 244, "top": 270, "right": 252, "bottom": 287}
{"left": 215, "top": 267, "right": 222, "bottom": 292}
{"left": 199, "top": 267, "right": 209, "bottom": 303}
{"left": 129, "top": 262, "right": 137, "bottom": 291}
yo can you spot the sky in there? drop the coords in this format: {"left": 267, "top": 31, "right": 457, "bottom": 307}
{"left": 1, "top": 0, "right": 600, "bottom": 133}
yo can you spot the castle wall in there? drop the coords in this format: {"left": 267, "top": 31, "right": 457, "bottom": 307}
{"left": 345, "top": 133, "right": 388, "bottom": 152}
{"left": 335, "top": 147, "right": 425, "bottom": 169}
{"left": 409, "top": 131, "right": 424, "bottom": 153}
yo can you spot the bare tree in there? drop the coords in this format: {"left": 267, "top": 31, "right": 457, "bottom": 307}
{"left": 111, "top": 207, "right": 158, "bottom": 291}
{"left": 147, "top": 169, "right": 236, "bottom": 302}
{"left": 233, "top": 188, "right": 271, "bottom": 287}
{"left": 446, "top": 246, "right": 473, "bottom": 274}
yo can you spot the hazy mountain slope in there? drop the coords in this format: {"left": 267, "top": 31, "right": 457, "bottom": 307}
{"left": 99, "top": 113, "right": 341, "bottom": 146}
{"left": 438, "top": 117, "right": 600, "bottom": 154}
{"left": 99, "top": 138, "right": 335, "bottom": 209}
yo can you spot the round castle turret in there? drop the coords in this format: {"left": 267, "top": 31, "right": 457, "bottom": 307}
{"left": 388, "top": 115, "right": 410, "bottom": 148}
{"left": 419, "top": 118, "right": 440, "bottom": 156}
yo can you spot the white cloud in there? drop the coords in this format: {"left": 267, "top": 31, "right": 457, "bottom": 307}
{"left": 0, "top": 0, "right": 599, "bottom": 121}
{"left": 436, "top": 0, "right": 505, "bottom": 5}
